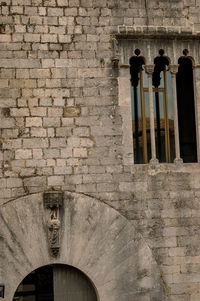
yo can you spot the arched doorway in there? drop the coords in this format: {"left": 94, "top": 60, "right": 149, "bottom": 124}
{"left": 13, "top": 264, "right": 98, "bottom": 301}
{"left": 0, "top": 192, "right": 164, "bottom": 301}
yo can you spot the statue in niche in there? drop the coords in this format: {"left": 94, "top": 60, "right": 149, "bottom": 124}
{"left": 48, "top": 208, "right": 61, "bottom": 257}
{"left": 43, "top": 191, "right": 64, "bottom": 257}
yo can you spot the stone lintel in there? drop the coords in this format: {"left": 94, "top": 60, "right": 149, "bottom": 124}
{"left": 115, "top": 33, "right": 200, "bottom": 41}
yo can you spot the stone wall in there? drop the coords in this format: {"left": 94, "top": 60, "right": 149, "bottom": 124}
{"left": 1, "top": 1, "right": 200, "bottom": 300}
{"left": 0, "top": 192, "right": 164, "bottom": 301}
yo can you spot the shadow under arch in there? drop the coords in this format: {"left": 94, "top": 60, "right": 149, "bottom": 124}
{"left": 13, "top": 263, "right": 99, "bottom": 301}
{"left": 0, "top": 191, "right": 164, "bottom": 301}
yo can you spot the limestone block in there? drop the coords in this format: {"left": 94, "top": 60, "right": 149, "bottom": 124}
{"left": 23, "top": 138, "right": 48, "bottom": 149}
{"left": 73, "top": 147, "right": 87, "bottom": 158}
{"left": 43, "top": 118, "right": 61, "bottom": 127}
{"left": 56, "top": 127, "right": 72, "bottom": 137}
{"left": 30, "top": 107, "right": 47, "bottom": 116}
{"left": 64, "top": 8, "right": 78, "bottom": 16}
{"left": 26, "top": 117, "right": 42, "bottom": 127}
{"left": 26, "top": 159, "right": 46, "bottom": 167}
{"left": 60, "top": 148, "right": 73, "bottom": 158}
{"left": 41, "top": 34, "right": 57, "bottom": 43}
{"left": 54, "top": 166, "right": 72, "bottom": 175}
{"left": 48, "top": 107, "right": 63, "bottom": 117}
{"left": 48, "top": 175, "right": 64, "bottom": 185}
{"left": 64, "top": 107, "right": 81, "bottom": 117}
{"left": 44, "top": 149, "right": 60, "bottom": 159}
{"left": 15, "top": 149, "right": 32, "bottom": 159}
{"left": 0, "top": 59, "right": 41, "bottom": 68}
{"left": 59, "top": 35, "right": 72, "bottom": 43}
{"left": 57, "top": 0, "right": 69, "bottom": 6}
{"left": 30, "top": 69, "right": 50, "bottom": 79}
{"left": 48, "top": 7, "right": 64, "bottom": 16}
{"left": 0, "top": 118, "right": 15, "bottom": 128}
{"left": 50, "top": 138, "right": 66, "bottom": 148}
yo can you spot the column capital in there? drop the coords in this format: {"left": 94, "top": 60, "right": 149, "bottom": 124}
{"left": 193, "top": 64, "right": 200, "bottom": 69}
{"left": 111, "top": 56, "right": 120, "bottom": 68}
{"left": 145, "top": 65, "right": 154, "bottom": 75}
{"left": 169, "top": 64, "right": 179, "bottom": 75}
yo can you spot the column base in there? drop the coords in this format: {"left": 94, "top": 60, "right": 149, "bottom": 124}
{"left": 174, "top": 157, "right": 183, "bottom": 164}
{"left": 150, "top": 158, "right": 159, "bottom": 165}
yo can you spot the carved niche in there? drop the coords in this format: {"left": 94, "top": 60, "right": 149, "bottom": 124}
{"left": 43, "top": 191, "right": 64, "bottom": 257}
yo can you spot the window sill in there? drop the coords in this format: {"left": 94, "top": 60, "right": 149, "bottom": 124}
{"left": 131, "top": 162, "right": 200, "bottom": 174}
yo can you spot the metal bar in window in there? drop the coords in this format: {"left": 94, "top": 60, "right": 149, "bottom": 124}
{"left": 154, "top": 88, "right": 165, "bottom": 92}
{"left": 144, "top": 88, "right": 165, "bottom": 92}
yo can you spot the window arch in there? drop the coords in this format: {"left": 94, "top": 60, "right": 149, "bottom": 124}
{"left": 129, "top": 48, "right": 198, "bottom": 164}
{"left": 176, "top": 52, "right": 197, "bottom": 162}
{"left": 130, "top": 49, "right": 151, "bottom": 164}
{"left": 13, "top": 264, "right": 98, "bottom": 301}
{"left": 153, "top": 50, "right": 175, "bottom": 163}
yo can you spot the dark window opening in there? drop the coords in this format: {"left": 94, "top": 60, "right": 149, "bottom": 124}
{"left": 130, "top": 51, "right": 151, "bottom": 164}
{"left": 153, "top": 50, "right": 175, "bottom": 163}
{"left": 176, "top": 56, "right": 197, "bottom": 162}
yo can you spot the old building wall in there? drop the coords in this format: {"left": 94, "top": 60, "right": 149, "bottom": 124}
{"left": 0, "top": 192, "right": 163, "bottom": 301}
{"left": 1, "top": 0, "right": 200, "bottom": 300}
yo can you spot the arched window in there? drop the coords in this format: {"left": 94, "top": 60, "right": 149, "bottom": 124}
{"left": 129, "top": 48, "right": 198, "bottom": 164}
{"left": 130, "top": 49, "right": 175, "bottom": 164}
{"left": 130, "top": 49, "right": 151, "bottom": 164}
{"left": 13, "top": 264, "right": 98, "bottom": 301}
{"left": 153, "top": 50, "right": 175, "bottom": 163}
{"left": 176, "top": 51, "right": 197, "bottom": 162}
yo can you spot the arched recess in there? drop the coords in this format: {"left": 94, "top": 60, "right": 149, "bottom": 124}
{"left": 13, "top": 264, "right": 98, "bottom": 301}
{"left": 176, "top": 54, "right": 197, "bottom": 162}
{"left": 0, "top": 192, "right": 164, "bottom": 301}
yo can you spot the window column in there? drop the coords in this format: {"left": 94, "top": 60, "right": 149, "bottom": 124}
{"left": 145, "top": 65, "right": 158, "bottom": 164}
{"left": 169, "top": 65, "right": 183, "bottom": 163}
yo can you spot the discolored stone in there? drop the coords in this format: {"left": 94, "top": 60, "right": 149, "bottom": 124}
{"left": 64, "top": 106, "right": 81, "bottom": 117}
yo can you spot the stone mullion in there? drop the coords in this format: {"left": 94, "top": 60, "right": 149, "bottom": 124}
{"left": 169, "top": 65, "right": 183, "bottom": 164}
{"left": 145, "top": 65, "right": 158, "bottom": 164}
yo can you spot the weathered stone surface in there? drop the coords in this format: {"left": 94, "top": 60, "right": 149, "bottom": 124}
{"left": 0, "top": 1, "right": 200, "bottom": 300}
{"left": 64, "top": 107, "right": 81, "bottom": 117}
{"left": 0, "top": 192, "right": 163, "bottom": 301}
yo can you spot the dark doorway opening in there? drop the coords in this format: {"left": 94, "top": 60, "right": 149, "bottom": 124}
{"left": 13, "top": 265, "right": 98, "bottom": 301}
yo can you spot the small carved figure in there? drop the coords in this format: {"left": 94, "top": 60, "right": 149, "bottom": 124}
{"left": 48, "top": 208, "right": 61, "bottom": 257}
{"left": 43, "top": 191, "right": 63, "bottom": 257}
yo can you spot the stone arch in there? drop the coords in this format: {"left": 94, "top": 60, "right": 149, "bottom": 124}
{"left": 13, "top": 263, "right": 99, "bottom": 301}
{"left": 0, "top": 192, "right": 164, "bottom": 301}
